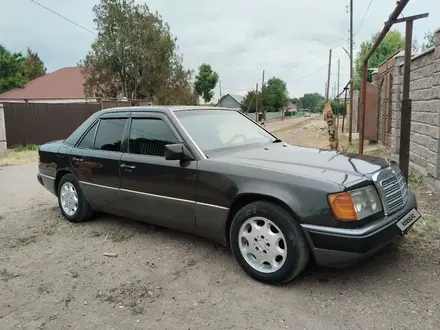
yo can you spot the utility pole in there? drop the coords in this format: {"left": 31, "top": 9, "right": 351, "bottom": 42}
{"left": 349, "top": 0, "right": 353, "bottom": 143}
{"left": 255, "top": 83, "right": 259, "bottom": 122}
{"left": 261, "top": 70, "right": 265, "bottom": 120}
{"left": 219, "top": 80, "right": 222, "bottom": 107}
{"left": 326, "top": 49, "right": 332, "bottom": 102}
{"left": 391, "top": 13, "right": 428, "bottom": 180}
{"left": 337, "top": 59, "right": 340, "bottom": 103}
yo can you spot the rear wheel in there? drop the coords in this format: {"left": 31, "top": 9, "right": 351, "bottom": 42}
{"left": 57, "top": 173, "right": 94, "bottom": 223}
{"left": 229, "top": 201, "right": 309, "bottom": 285}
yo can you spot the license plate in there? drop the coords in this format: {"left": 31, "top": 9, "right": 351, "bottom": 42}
{"left": 396, "top": 208, "right": 421, "bottom": 233}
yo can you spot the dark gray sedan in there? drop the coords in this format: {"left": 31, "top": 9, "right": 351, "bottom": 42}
{"left": 37, "top": 106, "right": 420, "bottom": 284}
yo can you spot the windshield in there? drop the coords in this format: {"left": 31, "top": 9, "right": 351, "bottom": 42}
{"left": 175, "top": 110, "right": 275, "bottom": 153}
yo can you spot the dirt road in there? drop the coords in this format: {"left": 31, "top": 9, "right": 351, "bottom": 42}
{"left": 1, "top": 120, "right": 440, "bottom": 329}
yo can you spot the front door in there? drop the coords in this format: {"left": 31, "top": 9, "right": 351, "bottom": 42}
{"left": 119, "top": 113, "right": 197, "bottom": 231}
{"left": 70, "top": 112, "right": 129, "bottom": 213}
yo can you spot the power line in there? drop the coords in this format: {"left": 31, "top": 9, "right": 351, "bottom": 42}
{"left": 296, "top": 65, "right": 328, "bottom": 81}
{"left": 29, "top": 0, "right": 96, "bottom": 35}
{"left": 29, "top": 0, "right": 350, "bottom": 78}
{"left": 354, "top": 0, "right": 373, "bottom": 36}
{"left": 30, "top": 0, "right": 350, "bottom": 94}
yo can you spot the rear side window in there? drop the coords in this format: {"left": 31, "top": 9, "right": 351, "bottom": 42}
{"left": 77, "top": 121, "right": 98, "bottom": 149}
{"left": 129, "top": 118, "right": 178, "bottom": 156}
{"left": 64, "top": 113, "right": 100, "bottom": 146}
{"left": 94, "top": 119, "right": 127, "bottom": 152}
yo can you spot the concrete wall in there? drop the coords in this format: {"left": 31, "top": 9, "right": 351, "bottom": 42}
{"left": 391, "top": 28, "right": 440, "bottom": 178}
{"left": 0, "top": 104, "right": 7, "bottom": 157}
{"left": 245, "top": 112, "right": 282, "bottom": 121}
{"left": 350, "top": 90, "right": 360, "bottom": 133}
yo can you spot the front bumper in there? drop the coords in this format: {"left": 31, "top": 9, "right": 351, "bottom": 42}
{"left": 301, "top": 192, "right": 418, "bottom": 267}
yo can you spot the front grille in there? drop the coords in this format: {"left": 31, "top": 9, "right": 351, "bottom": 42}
{"left": 374, "top": 167, "right": 408, "bottom": 215}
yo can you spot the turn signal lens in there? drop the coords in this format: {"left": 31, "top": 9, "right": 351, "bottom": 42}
{"left": 328, "top": 192, "right": 358, "bottom": 221}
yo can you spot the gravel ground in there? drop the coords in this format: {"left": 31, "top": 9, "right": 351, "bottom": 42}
{"left": 1, "top": 118, "right": 440, "bottom": 329}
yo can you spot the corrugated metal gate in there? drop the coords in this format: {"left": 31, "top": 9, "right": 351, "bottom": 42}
{"left": 3, "top": 102, "right": 101, "bottom": 146}
{"left": 377, "top": 57, "right": 395, "bottom": 147}
{"left": 2, "top": 100, "right": 149, "bottom": 147}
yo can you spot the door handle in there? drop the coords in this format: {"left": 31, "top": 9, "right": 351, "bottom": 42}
{"left": 72, "top": 157, "right": 83, "bottom": 162}
{"left": 121, "top": 163, "right": 136, "bottom": 169}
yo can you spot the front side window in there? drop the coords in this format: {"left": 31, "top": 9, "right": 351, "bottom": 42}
{"left": 129, "top": 118, "right": 178, "bottom": 157}
{"left": 94, "top": 118, "right": 127, "bottom": 152}
{"left": 175, "top": 110, "right": 275, "bottom": 153}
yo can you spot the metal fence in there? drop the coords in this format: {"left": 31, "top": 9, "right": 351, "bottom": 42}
{"left": 2, "top": 99, "right": 154, "bottom": 147}
{"left": 3, "top": 102, "right": 103, "bottom": 146}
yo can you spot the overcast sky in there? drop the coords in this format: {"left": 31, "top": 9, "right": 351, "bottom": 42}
{"left": 1, "top": 0, "right": 439, "bottom": 99}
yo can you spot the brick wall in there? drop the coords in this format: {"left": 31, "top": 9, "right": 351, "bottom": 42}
{"left": 391, "top": 28, "right": 440, "bottom": 178}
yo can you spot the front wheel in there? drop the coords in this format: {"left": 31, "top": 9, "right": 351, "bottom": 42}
{"left": 57, "top": 173, "right": 94, "bottom": 223}
{"left": 229, "top": 201, "right": 310, "bottom": 285}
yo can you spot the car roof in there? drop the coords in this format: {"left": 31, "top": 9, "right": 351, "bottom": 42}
{"left": 98, "top": 105, "right": 239, "bottom": 115}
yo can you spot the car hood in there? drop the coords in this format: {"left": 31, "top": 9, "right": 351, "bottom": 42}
{"left": 214, "top": 143, "right": 391, "bottom": 187}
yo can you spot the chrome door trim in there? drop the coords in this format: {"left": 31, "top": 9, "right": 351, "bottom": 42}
{"left": 79, "top": 181, "right": 229, "bottom": 210}
{"left": 39, "top": 173, "right": 55, "bottom": 180}
{"left": 79, "top": 181, "right": 119, "bottom": 190}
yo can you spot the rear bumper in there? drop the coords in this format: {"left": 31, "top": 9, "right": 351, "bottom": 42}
{"left": 37, "top": 173, "right": 56, "bottom": 195}
{"left": 301, "top": 192, "right": 418, "bottom": 267}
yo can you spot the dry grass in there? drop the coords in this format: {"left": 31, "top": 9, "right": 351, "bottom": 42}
{"left": 0, "top": 146, "right": 38, "bottom": 166}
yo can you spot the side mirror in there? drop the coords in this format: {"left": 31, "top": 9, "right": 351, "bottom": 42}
{"left": 164, "top": 143, "right": 194, "bottom": 161}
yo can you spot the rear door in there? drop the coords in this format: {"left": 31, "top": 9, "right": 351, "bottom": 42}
{"left": 119, "top": 112, "right": 197, "bottom": 231}
{"left": 70, "top": 112, "right": 129, "bottom": 213}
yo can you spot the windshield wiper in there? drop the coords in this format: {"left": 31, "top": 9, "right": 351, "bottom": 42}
{"left": 273, "top": 139, "right": 282, "bottom": 143}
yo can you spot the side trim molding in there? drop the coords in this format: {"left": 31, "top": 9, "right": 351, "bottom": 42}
{"left": 80, "top": 181, "right": 119, "bottom": 191}
{"left": 121, "top": 188, "right": 194, "bottom": 204}
{"left": 79, "top": 180, "right": 229, "bottom": 211}
{"left": 39, "top": 173, "right": 56, "bottom": 180}
{"left": 196, "top": 201, "right": 229, "bottom": 210}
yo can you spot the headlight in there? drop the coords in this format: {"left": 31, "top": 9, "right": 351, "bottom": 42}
{"left": 328, "top": 185, "right": 383, "bottom": 221}
{"left": 349, "top": 186, "right": 383, "bottom": 219}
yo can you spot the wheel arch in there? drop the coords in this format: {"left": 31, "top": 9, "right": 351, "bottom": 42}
{"left": 54, "top": 168, "right": 76, "bottom": 194}
{"left": 225, "top": 189, "right": 302, "bottom": 245}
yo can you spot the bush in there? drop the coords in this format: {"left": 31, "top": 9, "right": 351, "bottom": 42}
{"left": 321, "top": 101, "right": 346, "bottom": 116}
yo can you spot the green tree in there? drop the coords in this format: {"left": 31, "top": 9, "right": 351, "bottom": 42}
{"left": 0, "top": 45, "right": 28, "bottom": 94}
{"left": 194, "top": 63, "right": 219, "bottom": 103}
{"left": 298, "top": 92, "right": 325, "bottom": 112}
{"left": 241, "top": 90, "right": 261, "bottom": 113}
{"left": 80, "top": 0, "right": 195, "bottom": 104}
{"left": 289, "top": 97, "right": 299, "bottom": 105}
{"left": 262, "top": 77, "right": 288, "bottom": 112}
{"left": 329, "top": 100, "right": 346, "bottom": 116}
{"left": 414, "top": 31, "right": 435, "bottom": 52}
{"left": 23, "top": 48, "right": 46, "bottom": 80}
{"left": 354, "top": 30, "right": 404, "bottom": 90}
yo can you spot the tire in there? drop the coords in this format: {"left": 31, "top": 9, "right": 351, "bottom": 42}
{"left": 57, "top": 173, "right": 94, "bottom": 223}
{"left": 229, "top": 201, "right": 310, "bottom": 285}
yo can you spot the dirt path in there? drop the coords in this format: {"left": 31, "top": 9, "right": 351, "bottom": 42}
{"left": 1, "top": 122, "right": 440, "bottom": 329}
{"left": 264, "top": 115, "right": 315, "bottom": 133}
